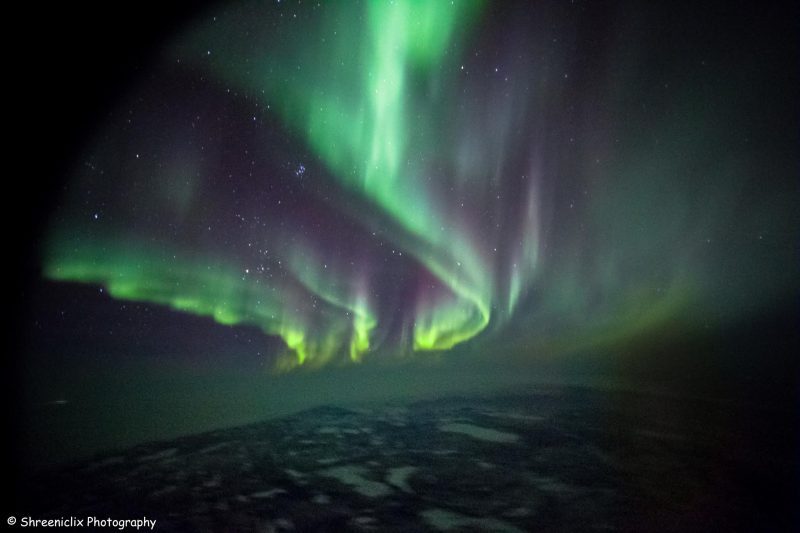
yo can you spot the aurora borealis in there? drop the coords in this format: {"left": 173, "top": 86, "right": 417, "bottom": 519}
{"left": 4, "top": 3, "right": 798, "bottom": 524}
{"left": 38, "top": 0, "right": 797, "bottom": 373}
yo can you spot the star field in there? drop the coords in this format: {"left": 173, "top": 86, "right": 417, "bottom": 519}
{"left": 41, "top": 0, "right": 798, "bottom": 372}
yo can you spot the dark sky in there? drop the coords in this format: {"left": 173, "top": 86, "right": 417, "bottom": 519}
{"left": 6, "top": 0, "right": 798, "bottom": 480}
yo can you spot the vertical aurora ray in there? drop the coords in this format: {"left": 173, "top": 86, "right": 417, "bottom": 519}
{"left": 275, "top": 0, "right": 496, "bottom": 352}
{"left": 180, "top": 0, "right": 502, "bottom": 355}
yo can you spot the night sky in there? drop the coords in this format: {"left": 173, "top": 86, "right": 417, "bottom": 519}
{"left": 7, "top": 0, "right": 798, "bottom": 471}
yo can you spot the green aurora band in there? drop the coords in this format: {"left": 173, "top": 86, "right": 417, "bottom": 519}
{"left": 43, "top": 0, "right": 798, "bottom": 371}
